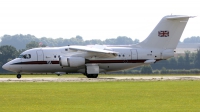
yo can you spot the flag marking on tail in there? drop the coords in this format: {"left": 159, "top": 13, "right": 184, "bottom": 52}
{"left": 158, "top": 30, "right": 169, "bottom": 37}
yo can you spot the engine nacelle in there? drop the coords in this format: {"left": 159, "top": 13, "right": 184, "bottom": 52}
{"left": 59, "top": 57, "right": 85, "bottom": 67}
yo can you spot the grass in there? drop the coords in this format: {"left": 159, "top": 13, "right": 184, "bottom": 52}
{"left": 0, "top": 81, "right": 200, "bottom": 112}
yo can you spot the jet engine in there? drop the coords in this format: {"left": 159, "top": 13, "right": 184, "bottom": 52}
{"left": 59, "top": 57, "right": 85, "bottom": 67}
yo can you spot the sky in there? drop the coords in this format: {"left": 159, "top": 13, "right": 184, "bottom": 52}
{"left": 0, "top": 0, "right": 200, "bottom": 42}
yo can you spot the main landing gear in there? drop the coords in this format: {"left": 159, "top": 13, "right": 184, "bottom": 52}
{"left": 86, "top": 74, "right": 98, "bottom": 78}
{"left": 17, "top": 74, "right": 21, "bottom": 79}
{"left": 85, "top": 64, "right": 99, "bottom": 78}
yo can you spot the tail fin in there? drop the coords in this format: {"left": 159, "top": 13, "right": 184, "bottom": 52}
{"left": 137, "top": 15, "right": 192, "bottom": 49}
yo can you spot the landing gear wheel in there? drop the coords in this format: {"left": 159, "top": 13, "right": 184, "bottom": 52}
{"left": 86, "top": 74, "right": 98, "bottom": 78}
{"left": 17, "top": 74, "right": 21, "bottom": 79}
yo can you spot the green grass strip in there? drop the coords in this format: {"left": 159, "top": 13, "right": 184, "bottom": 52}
{"left": 0, "top": 81, "right": 200, "bottom": 112}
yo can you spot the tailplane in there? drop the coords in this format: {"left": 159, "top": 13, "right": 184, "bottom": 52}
{"left": 137, "top": 15, "right": 193, "bottom": 49}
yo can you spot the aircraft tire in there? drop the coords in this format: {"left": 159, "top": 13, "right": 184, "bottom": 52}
{"left": 17, "top": 74, "right": 21, "bottom": 79}
{"left": 86, "top": 74, "right": 98, "bottom": 78}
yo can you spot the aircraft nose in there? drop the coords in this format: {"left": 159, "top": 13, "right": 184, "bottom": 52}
{"left": 2, "top": 63, "right": 10, "bottom": 71}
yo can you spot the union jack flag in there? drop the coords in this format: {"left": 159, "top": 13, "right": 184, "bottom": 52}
{"left": 158, "top": 30, "right": 169, "bottom": 37}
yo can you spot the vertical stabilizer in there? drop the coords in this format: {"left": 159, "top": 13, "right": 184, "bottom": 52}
{"left": 137, "top": 15, "right": 192, "bottom": 49}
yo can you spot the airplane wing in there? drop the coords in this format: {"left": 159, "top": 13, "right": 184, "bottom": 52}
{"left": 69, "top": 46, "right": 118, "bottom": 58}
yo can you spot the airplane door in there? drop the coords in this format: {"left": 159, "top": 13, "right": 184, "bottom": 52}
{"left": 131, "top": 49, "right": 138, "bottom": 60}
{"left": 36, "top": 50, "right": 44, "bottom": 61}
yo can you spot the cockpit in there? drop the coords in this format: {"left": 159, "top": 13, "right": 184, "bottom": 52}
{"left": 18, "top": 54, "right": 31, "bottom": 59}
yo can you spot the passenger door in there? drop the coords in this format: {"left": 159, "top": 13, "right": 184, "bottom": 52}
{"left": 131, "top": 49, "right": 138, "bottom": 60}
{"left": 36, "top": 50, "right": 44, "bottom": 61}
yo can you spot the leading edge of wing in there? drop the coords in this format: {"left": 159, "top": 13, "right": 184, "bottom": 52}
{"left": 69, "top": 46, "right": 118, "bottom": 57}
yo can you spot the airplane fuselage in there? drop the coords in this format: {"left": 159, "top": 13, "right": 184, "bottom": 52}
{"left": 3, "top": 45, "right": 173, "bottom": 74}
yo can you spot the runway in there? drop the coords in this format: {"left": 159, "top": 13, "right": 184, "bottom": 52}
{"left": 0, "top": 76, "right": 200, "bottom": 82}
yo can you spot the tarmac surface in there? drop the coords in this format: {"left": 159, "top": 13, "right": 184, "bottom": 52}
{"left": 0, "top": 76, "right": 200, "bottom": 82}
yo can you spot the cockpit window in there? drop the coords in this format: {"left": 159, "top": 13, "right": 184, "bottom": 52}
{"left": 18, "top": 55, "right": 24, "bottom": 58}
{"left": 18, "top": 54, "right": 31, "bottom": 59}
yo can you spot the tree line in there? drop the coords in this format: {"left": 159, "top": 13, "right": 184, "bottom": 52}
{"left": 183, "top": 36, "right": 200, "bottom": 43}
{"left": 0, "top": 34, "right": 139, "bottom": 50}
{"left": 151, "top": 51, "right": 196, "bottom": 70}
{"left": 1, "top": 34, "right": 199, "bottom": 50}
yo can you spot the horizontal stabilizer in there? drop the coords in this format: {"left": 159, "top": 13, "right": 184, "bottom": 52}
{"left": 166, "top": 15, "right": 195, "bottom": 20}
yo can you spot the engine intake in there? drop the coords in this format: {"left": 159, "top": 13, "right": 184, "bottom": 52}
{"left": 59, "top": 57, "right": 85, "bottom": 67}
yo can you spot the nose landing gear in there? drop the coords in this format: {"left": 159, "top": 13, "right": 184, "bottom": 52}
{"left": 17, "top": 74, "right": 21, "bottom": 79}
